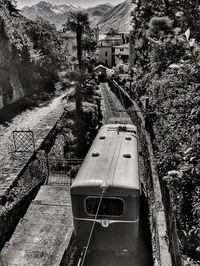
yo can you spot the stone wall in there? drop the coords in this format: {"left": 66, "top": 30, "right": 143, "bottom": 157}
{"left": 0, "top": 152, "right": 47, "bottom": 250}
{"left": 0, "top": 65, "right": 41, "bottom": 110}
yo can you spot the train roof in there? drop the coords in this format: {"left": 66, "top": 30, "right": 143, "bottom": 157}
{"left": 107, "top": 117, "right": 133, "bottom": 125}
{"left": 71, "top": 124, "right": 140, "bottom": 196}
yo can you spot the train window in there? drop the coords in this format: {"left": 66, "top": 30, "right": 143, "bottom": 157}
{"left": 85, "top": 197, "right": 124, "bottom": 216}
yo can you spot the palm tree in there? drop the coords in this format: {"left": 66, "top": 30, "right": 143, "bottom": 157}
{"left": 65, "top": 11, "right": 89, "bottom": 70}
{"left": 63, "top": 12, "right": 90, "bottom": 158}
{"left": 63, "top": 11, "right": 90, "bottom": 115}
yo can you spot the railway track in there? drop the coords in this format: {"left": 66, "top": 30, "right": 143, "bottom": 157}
{"left": 67, "top": 82, "right": 152, "bottom": 266}
{"left": 77, "top": 250, "right": 139, "bottom": 266}
{"left": 100, "top": 82, "right": 132, "bottom": 125}
{"left": 100, "top": 83, "right": 121, "bottom": 120}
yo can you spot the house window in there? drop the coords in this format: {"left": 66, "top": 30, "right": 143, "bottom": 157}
{"left": 105, "top": 59, "right": 108, "bottom": 65}
{"left": 105, "top": 51, "right": 108, "bottom": 56}
{"left": 120, "top": 48, "right": 124, "bottom": 51}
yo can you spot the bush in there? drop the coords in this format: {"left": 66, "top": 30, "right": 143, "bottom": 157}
{"left": 149, "top": 16, "right": 173, "bottom": 32}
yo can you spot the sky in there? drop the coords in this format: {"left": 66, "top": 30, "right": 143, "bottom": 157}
{"left": 16, "top": 0, "right": 124, "bottom": 9}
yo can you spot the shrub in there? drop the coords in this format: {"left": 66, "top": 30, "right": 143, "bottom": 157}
{"left": 149, "top": 16, "right": 173, "bottom": 33}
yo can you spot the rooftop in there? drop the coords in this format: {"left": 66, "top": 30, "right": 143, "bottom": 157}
{"left": 97, "top": 40, "right": 112, "bottom": 47}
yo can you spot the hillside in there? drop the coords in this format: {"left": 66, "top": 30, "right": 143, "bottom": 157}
{"left": 97, "top": 0, "right": 136, "bottom": 32}
{"left": 21, "top": 1, "right": 80, "bottom": 29}
{"left": 21, "top": 1, "right": 113, "bottom": 29}
{"left": 86, "top": 4, "right": 113, "bottom": 28}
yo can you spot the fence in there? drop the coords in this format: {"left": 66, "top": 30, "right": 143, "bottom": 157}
{"left": 45, "top": 158, "right": 83, "bottom": 186}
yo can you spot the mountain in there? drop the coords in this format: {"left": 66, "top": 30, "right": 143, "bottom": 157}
{"left": 97, "top": 0, "right": 136, "bottom": 32}
{"left": 86, "top": 4, "right": 113, "bottom": 28}
{"left": 21, "top": 1, "right": 113, "bottom": 29}
{"left": 21, "top": 1, "right": 80, "bottom": 29}
{"left": 21, "top": 0, "right": 134, "bottom": 32}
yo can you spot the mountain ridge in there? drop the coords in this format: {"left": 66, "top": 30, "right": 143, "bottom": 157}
{"left": 97, "top": 0, "right": 136, "bottom": 32}
{"left": 21, "top": 0, "right": 133, "bottom": 32}
{"left": 21, "top": 1, "right": 113, "bottom": 29}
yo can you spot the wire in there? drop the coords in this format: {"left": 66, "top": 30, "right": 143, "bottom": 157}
{"left": 117, "top": 83, "right": 125, "bottom": 110}
{"left": 80, "top": 188, "right": 106, "bottom": 266}
{"left": 111, "top": 79, "right": 125, "bottom": 110}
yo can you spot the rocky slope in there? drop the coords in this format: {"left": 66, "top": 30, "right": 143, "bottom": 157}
{"left": 21, "top": 1, "right": 113, "bottom": 29}
{"left": 97, "top": 0, "right": 136, "bottom": 32}
{"left": 86, "top": 4, "right": 113, "bottom": 28}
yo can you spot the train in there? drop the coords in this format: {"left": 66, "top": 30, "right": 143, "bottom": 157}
{"left": 70, "top": 122, "right": 141, "bottom": 256}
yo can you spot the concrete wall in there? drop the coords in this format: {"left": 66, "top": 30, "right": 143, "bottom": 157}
{"left": 115, "top": 46, "right": 129, "bottom": 56}
{"left": 97, "top": 46, "right": 112, "bottom": 67}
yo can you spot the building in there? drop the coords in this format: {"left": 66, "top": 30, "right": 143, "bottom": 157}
{"left": 62, "top": 31, "right": 77, "bottom": 56}
{"left": 96, "top": 41, "right": 112, "bottom": 67}
{"left": 94, "top": 63, "right": 110, "bottom": 75}
{"left": 97, "top": 28, "right": 130, "bottom": 67}
{"left": 114, "top": 43, "right": 130, "bottom": 65}
{"left": 89, "top": 27, "right": 100, "bottom": 42}
{"left": 103, "top": 28, "right": 129, "bottom": 46}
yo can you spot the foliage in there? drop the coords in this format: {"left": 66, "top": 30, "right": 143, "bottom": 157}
{"left": 81, "top": 36, "right": 97, "bottom": 52}
{"left": 0, "top": 1, "right": 65, "bottom": 104}
{"left": 62, "top": 11, "right": 99, "bottom": 157}
{"left": 149, "top": 16, "right": 173, "bottom": 33}
{"left": 63, "top": 11, "right": 90, "bottom": 71}
{"left": 23, "top": 17, "right": 67, "bottom": 90}
{"left": 63, "top": 11, "right": 90, "bottom": 114}
{"left": 130, "top": 0, "right": 200, "bottom": 263}
{"left": 143, "top": 69, "right": 200, "bottom": 261}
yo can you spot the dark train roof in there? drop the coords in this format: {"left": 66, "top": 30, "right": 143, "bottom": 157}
{"left": 71, "top": 124, "right": 140, "bottom": 196}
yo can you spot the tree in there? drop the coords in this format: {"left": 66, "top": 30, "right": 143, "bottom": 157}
{"left": 63, "top": 11, "right": 90, "bottom": 115}
{"left": 64, "top": 11, "right": 89, "bottom": 70}
{"left": 26, "top": 17, "right": 64, "bottom": 91}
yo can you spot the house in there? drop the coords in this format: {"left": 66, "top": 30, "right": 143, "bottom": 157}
{"left": 96, "top": 41, "right": 112, "bottom": 67}
{"left": 62, "top": 31, "right": 77, "bottom": 56}
{"left": 97, "top": 28, "right": 130, "bottom": 67}
{"left": 114, "top": 43, "right": 130, "bottom": 65}
{"left": 94, "top": 63, "right": 110, "bottom": 75}
{"left": 89, "top": 27, "right": 100, "bottom": 42}
{"left": 103, "top": 28, "right": 129, "bottom": 46}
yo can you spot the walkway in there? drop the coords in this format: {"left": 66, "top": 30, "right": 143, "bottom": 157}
{"left": 1, "top": 184, "right": 73, "bottom": 266}
{"left": 0, "top": 91, "right": 68, "bottom": 201}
